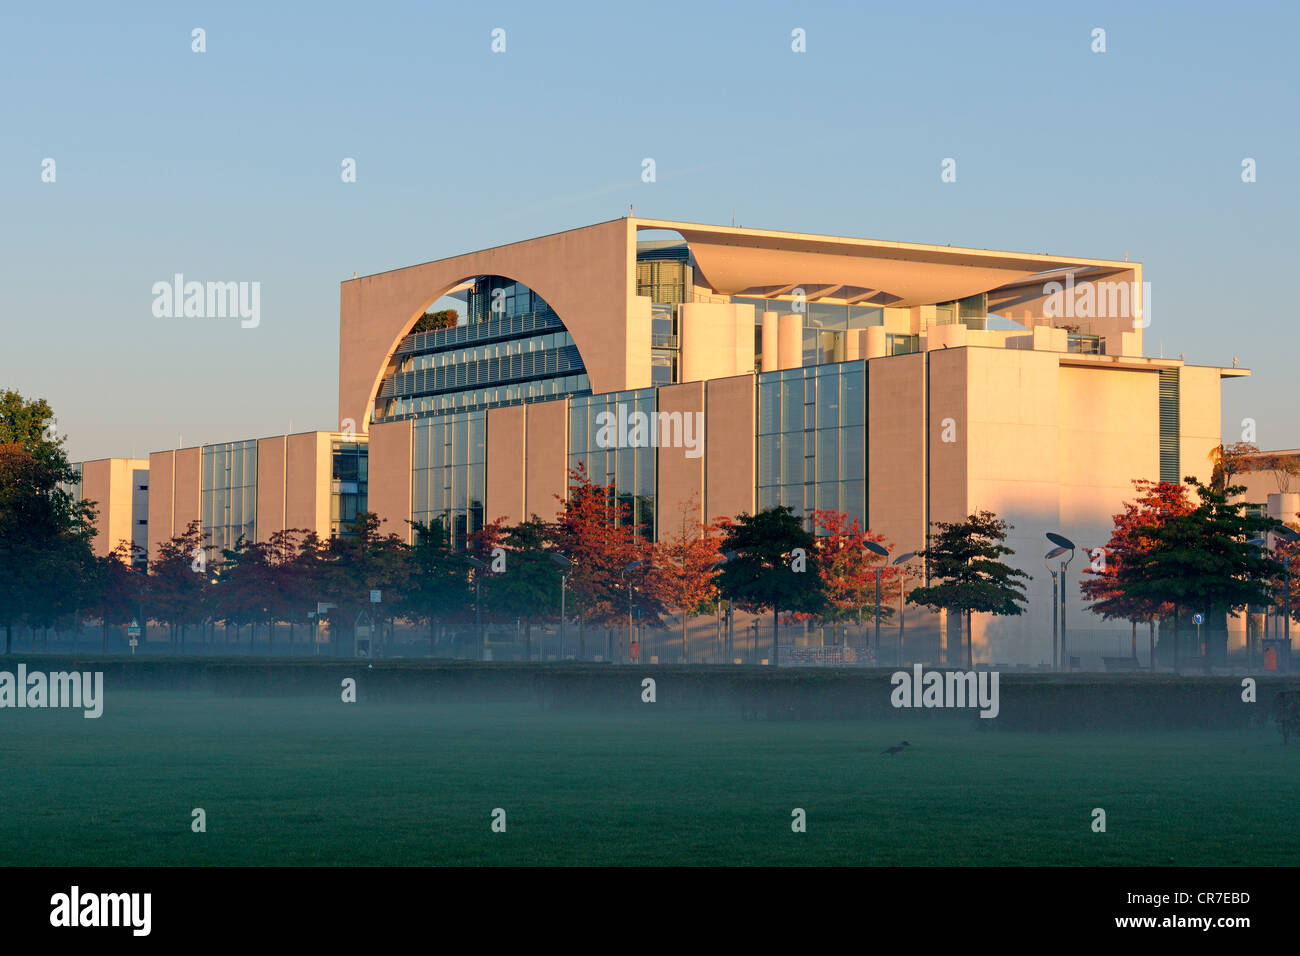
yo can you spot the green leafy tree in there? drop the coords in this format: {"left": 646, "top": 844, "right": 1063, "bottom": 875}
{"left": 217, "top": 535, "right": 275, "bottom": 650}
{"left": 323, "top": 512, "right": 408, "bottom": 655}
{"left": 481, "top": 516, "right": 565, "bottom": 660}
{"left": 0, "top": 392, "right": 97, "bottom": 652}
{"left": 84, "top": 540, "right": 148, "bottom": 651}
{"left": 149, "top": 521, "right": 211, "bottom": 648}
{"left": 400, "top": 517, "right": 470, "bottom": 655}
{"left": 1080, "top": 480, "right": 1194, "bottom": 662}
{"left": 906, "top": 511, "right": 1030, "bottom": 668}
{"left": 1114, "top": 476, "right": 1277, "bottom": 665}
{"left": 715, "top": 506, "right": 823, "bottom": 666}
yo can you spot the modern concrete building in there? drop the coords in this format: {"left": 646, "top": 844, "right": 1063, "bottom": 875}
{"left": 340, "top": 217, "right": 1246, "bottom": 665}
{"left": 1231, "top": 449, "right": 1300, "bottom": 526}
{"left": 67, "top": 458, "right": 150, "bottom": 565}
{"left": 146, "top": 431, "right": 367, "bottom": 559}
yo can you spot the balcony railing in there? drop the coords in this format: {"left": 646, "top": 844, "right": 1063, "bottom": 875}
{"left": 396, "top": 308, "right": 565, "bottom": 356}
{"left": 1067, "top": 333, "right": 1103, "bottom": 355}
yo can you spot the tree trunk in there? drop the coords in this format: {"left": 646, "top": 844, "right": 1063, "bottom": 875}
{"left": 430, "top": 618, "right": 437, "bottom": 657}
{"left": 966, "top": 610, "right": 973, "bottom": 669}
{"left": 1173, "top": 605, "right": 1180, "bottom": 671}
{"left": 1131, "top": 620, "right": 1137, "bottom": 660}
{"left": 578, "top": 617, "right": 585, "bottom": 660}
{"left": 682, "top": 611, "right": 689, "bottom": 664}
{"left": 1149, "top": 619, "right": 1155, "bottom": 670}
{"left": 772, "top": 606, "right": 779, "bottom": 666}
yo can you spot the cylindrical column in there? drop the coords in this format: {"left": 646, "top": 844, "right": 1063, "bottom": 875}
{"left": 761, "top": 312, "right": 779, "bottom": 372}
{"left": 864, "top": 326, "right": 887, "bottom": 359}
{"left": 777, "top": 313, "right": 802, "bottom": 370}
{"left": 844, "top": 328, "right": 861, "bottom": 361}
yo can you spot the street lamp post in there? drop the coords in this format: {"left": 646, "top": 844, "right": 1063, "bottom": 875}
{"left": 622, "top": 560, "right": 643, "bottom": 664}
{"left": 1268, "top": 528, "right": 1299, "bottom": 673}
{"left": 891, "top": 551, "right": 917, "bottom": 667}
{"left": 1047, "top": 533, "right": 1076, "bottom": 670}
{"left": 864, "top": 541, "right": 890, "bottom": 661}
{"left": 707, "top": 551, "right": 737, "bottom": 667}
{"left": 1246, "top": 537, "right": 1268, "bottom": 668}
{"left": 466, "top": 556, "right": 487, "bottom": 661}
{"left": 1045, "top": 547, "right": 1067, "bottom": 670}
{"left": 549, "top": 552, "right": 572, "bottom": 661}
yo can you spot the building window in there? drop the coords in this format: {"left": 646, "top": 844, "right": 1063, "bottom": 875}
{"left": 331, "top": 442, "right": 369, "bottom": 537}
{"left": 411, "top": 412, "right": 485, "bottom": 550}
{"left": 756, "top": 364, "right": 866, "bottom": 533}
{"left": 568, "top": 389, "right": 657, "bottom": 539}
{"left": 201, "top": 440, "right": 258, "bottom": 552}
{"left": 1159, "top": 368, "right": 1180, "bottom": 484}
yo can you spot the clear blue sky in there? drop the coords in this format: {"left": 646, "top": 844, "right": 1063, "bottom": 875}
{"left": 2, "top": 0, "right": 1296, "bottom": 463}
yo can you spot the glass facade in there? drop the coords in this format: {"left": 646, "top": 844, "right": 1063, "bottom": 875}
{"left": 383, "top": 374, "right": 589, "bottom": 419}
{"left": 331, "top": 441, "right": 368, "bottom": 537}
{"left": 733, "top": 297, "right": 885, "bottom": 369}
{"left": 636, "top": 254, "right": 690, "bottom": 304}
{"left": 201, "top": 440, "right": 258, "bottom": 551}
{"left": 400, "top": 331, "right": 576, "bottom": 373}
{"left": 376, "top": 276, "right": 589, "bottom": 424}
{"left": 568, "top": 388, "right": 657, "bottom": 538}
{"left": 886, "top": 333, "right": 920, "bottom": 356}
{"left": 63, "top": 463, "right": 83, "bottom": 504}
{"left": 412, "top": 411, "right": 486, "bottom": 550}
{"left": 756, "top": 362, "right": 866, "bottom": 532}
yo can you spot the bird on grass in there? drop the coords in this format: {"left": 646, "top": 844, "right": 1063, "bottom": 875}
{"left": 881, "top": 741, "right": 911, "bottom": 756}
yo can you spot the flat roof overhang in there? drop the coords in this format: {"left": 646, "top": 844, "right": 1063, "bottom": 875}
{"left": 632, "top": 218, "right": 1139, "bottom": 308}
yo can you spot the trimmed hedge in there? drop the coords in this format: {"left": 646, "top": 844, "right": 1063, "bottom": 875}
{"left": 3, "top": 656, "right": 1295, "bottom": 731}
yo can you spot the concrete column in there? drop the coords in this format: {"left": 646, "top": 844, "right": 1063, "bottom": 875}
{"left": 864, "top": 326, "right": 887, "bottom": 359}
{"left": 777, "top": 313, "right": 802, "bottom": 370}
{"left": 732, "top": 304, "right": 755, "bottom": 376}
{"left": 1268, "top": 494, "right": 1300, "bottom": 525}
{"left": 761, "top": 311, "right": 779, "bottom": 372}
{"left": 844, "top": 328, "right": 861, "bottom": 361}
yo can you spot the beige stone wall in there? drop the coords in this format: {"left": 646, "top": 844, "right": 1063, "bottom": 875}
{"left": 79, "top": 458, "right": 149, "bottom": 559}
{"left": 704, "top": 374, "right": 755, "bottom": 523}
{"left": 366, "top": 420, "right": 412, "bottom": 542}
{"left": 486, "top": 405, "right": 526, "bottom": 526}
{"left": 147, "top": 451, "right": 174, "bottom": 560}
{"left": 524, "top": 399, "right": 569, "bottom": 522}
{"left": 1179, "top": 364, "right": 1223, "bottom": 486}
{"left": 256, "top": 436, "right": 288, "bottom": 539}
{"left": 340, "top": 218, "right": 637, "bottom": 431}
{"left": 173, "top": 446, "right": 202, "bottom": 546}
{"left": 655, "top": 381, "right": 706, "bottom": 536}
{"left": 867, "top": 352, "right": 927, "bottom": 558}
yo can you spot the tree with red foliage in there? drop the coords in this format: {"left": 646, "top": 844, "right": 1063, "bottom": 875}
{"left": 550, "top": 462, "right": 658, "bottom": 660}
{"left": 264, "top": 529, "right": 314, "bottom": 646}
{"left": 1080, "top": 479, "right": 1194, "bottom": 663}
{"left": 84, "top": 540, "right": 147, "bottom": 651}
{"left": 810, "top": 509, "right": 895, "bottom": 647}
{"left": 1209, "top": 441, "right": 1261, "bottom": 494}
{"left": 149, "top": 520, "right": 211, "bottom": 648}
{"left": 653, "top": 494, "right": 724, "bottom": 662}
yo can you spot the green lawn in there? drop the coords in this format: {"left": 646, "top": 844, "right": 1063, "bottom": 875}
{"left": 1, "top": 691, "right": 1294, "bottom": 866}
